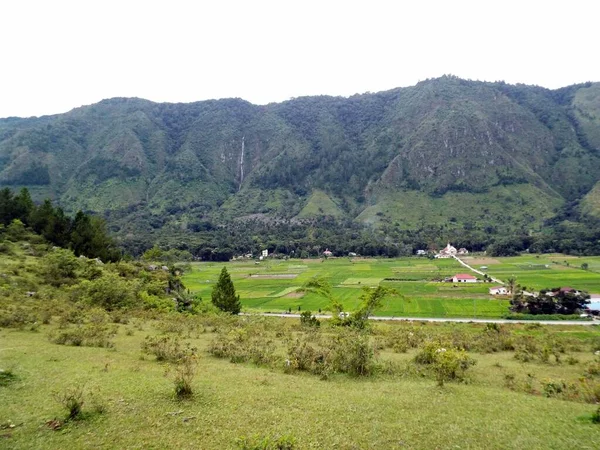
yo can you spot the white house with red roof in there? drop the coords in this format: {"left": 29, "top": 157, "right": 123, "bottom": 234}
{"left": 452, "top": 273, "right": 478, "bottom": 283}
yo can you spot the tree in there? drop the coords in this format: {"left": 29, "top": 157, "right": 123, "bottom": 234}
{"left": 211, "top": 267, "right": 241, "bottom": 314}
{"left": 506, "top": 277, "right": 517, "bottom": 295}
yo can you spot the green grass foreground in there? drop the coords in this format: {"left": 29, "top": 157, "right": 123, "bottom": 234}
{"left": 183, "top": 255, "right": 600, "bottom": 318}
{"left": 2, "top": 317, "right": 600, "bottom": 449}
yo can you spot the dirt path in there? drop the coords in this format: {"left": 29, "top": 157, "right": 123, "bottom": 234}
{"left": 453, "top": 255, "right": 504, "bottom": 284}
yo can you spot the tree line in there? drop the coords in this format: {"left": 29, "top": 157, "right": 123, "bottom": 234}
{"left": 0, "top": 187, "right": 120, "bottom": 262}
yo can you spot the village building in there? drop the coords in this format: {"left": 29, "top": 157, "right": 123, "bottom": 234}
{"left": 416, "top": 249, "right": 427, "bottom": 256}
{"left": 323, "top": 249, "right": 333, "bottom": 257}
{"left": 489, "top": 286, "right": 508, "bottom": 295}
{"left": 435, "top": 243, "right": 458, "bottom": 258}
{"left": 457, "top": 248, "right": 469, "bottom": 255}
{"left": 452, "top": 273, "right": 478, "bottom": 283}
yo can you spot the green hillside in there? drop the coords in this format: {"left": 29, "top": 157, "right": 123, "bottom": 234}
{"left": 1, "top": 77, "right": 600, "bottom": 254}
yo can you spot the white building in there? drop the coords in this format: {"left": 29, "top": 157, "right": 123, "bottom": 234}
{"left": 436, "top": 243, "right": 458, "bottom": 258}
{"left": 452, "top": 273, "right": 478, "bottom": 283}
{"left": 489, "top": 286, "right": 508, "bottom": 295}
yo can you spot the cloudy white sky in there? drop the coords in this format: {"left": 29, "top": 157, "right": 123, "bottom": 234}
{"left": 1, "top": 0, "right": 598, "bottom": 118}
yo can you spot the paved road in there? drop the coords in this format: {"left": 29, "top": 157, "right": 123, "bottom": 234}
{"left": 241, "top": 312, "right": 599, "bottom": 326}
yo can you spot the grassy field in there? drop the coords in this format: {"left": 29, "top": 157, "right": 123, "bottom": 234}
{"left": 462, "top": 254, "right": 600, "bottom": 293}
{"left": 183, "top": 255, "right": 600, "bottom": 318}
{"left": 2, "top": 316, "right": 600, "bottom": 449}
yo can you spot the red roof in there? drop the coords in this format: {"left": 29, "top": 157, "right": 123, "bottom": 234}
{"left": 454, "top": 273, "right": 477, "bottom": 280}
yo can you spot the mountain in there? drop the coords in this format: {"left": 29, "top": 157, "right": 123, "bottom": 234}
{"left": 1, "top": 76, "right": 599, "bottom": 254}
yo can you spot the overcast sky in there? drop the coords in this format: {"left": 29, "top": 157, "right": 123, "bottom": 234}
{"left": 1, "top": 0, "right": 598, "bottom": 118}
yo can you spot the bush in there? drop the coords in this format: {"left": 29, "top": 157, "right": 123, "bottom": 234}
{"left": 300, "top": 310, "right": 320, "bottom": 328}
{"left": 142, "top": 336, "right": 197, "bottom": 363}
{"left": 52, "top": 385, "right": 105, "bottom": 423}
{"left": 41, "top": 249, "right": 80, "bottom": 287}
{"left": 51, "top": 323, "right": 116, "bottom": 348}
{"left": 285, "top": 336, "right": 333, "bottom": 378}
{"left": 53, "top": 385, "right": 86, "bottom": 421}
{"left": 592, "top": 407, "right": 600, "bottom": 424}
{"left": 431, "top": 348, "right": 476, "bottom": 386}
{"left": 80, "top": 272, "right": 136, "bottom": 310}
{"left": 0, "top": 368, "right": 18, "bottom": 386}
{"left": 285, "top": 330, "right": 376, "bottom": 378}
{"left": 208, "top": 328, "right": 276, "bottom": 366}
{"left": 0, "top": 306, "right": 39, "bottom": 329}
{"left": 174, "top": 354, "right": 198, "bottom": 399}
{"left": 415, "top": 341, "right": 476, "bottom": 386}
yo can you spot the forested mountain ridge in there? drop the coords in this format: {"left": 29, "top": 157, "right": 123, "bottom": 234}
{"left": 1, "top": 76, "right": 600, "bottom": 255}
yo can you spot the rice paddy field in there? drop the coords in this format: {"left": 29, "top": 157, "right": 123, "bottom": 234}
{"left": 183, "top": 255, "right": 600, "bottom": 318}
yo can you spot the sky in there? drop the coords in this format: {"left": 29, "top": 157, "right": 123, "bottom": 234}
{"left": 1, "top": 0, "right": 599, "bottom": 118}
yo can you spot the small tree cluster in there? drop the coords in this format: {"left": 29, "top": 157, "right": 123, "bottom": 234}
{"left": 510, "top": 288, "right": 590, "bottom": 315}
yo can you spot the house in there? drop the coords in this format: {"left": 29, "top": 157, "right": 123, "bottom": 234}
{"left": 452, "top": 273, "right": 478, "bottom": 283}
{"left": 435, "top": 243, "right": 458, "bottom": 258}
{"left": 323, "top": 249, "right": 333, "bottom": 257}
{"left": 457, "top": 248, "right": 469, "bottom": 255}
{"left": 348, "top": 252, "right": 357, "bottom": 257}
{"left": 547, "top": 287, "right": 580, "bottom": 297}
{"left": 416, "top": 249, "right": 427, "bottom": 256}
{"left": 489, "top": 286, "right": 508, "bottom": 295}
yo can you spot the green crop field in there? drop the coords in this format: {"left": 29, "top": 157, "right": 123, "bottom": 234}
{"left": 462, "top": 255, "right": 600, "bottom": 293}
{"left": 184, "top": 255, "right": 600, "bottom": 318}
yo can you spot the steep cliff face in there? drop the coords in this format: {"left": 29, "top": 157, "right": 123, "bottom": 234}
{"left": 0, "top": 77, "right": 599, "bottom": 234}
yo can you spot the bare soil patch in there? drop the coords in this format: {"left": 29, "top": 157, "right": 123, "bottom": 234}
{"left": 283, "top": 292, "right": 305, "bottom": 298}
{"left": 250, "top": 274, "right": 298, "bottom": 279}
{"left": 463, "top": 257, "right": 501, "bottom": 265}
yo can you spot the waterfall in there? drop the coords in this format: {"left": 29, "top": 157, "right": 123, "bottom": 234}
{"left": 239, "top": 136, "right": 245, "bottom": 190}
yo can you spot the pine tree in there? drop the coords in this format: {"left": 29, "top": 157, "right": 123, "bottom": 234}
{"left": 211, "top": 267, "right": 241, "bottom": 314}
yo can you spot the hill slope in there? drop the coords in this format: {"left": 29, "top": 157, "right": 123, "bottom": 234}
{"left": 1, "top": 76, "right": 599, "bottom": 252}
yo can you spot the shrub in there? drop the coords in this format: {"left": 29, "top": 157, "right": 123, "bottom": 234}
{"left": 415, "top": 341, "right": 476, "bottom": 386}
{"left": 80, "top": 272, "right": 136, "bottom": 310}
{"left": 50, "top": 323, "right": 116, "bottom": 348}
{"left": 0, "top": 368, "right": 18, "bottom": 386}
{"left": 330, "top": 332, "right": 375, "bottom": 377}
{"left": 300, "top": 310, "right": 320, "bottom": 328}
{"left": 142, "top": 336, "right": 197, "bottom": 363}
{"left": 53, "top": 385, "right": 86, "bottom": 421}
{"left": 208, "top": 328, "right": 276, "bottom": 366}
{"left": 174, "top": 354, "right": 198, "bottom": 399}
{"left": 285, "top": 336, "right": 332, "bottom": 378}
{"left": 41, "top": 249, "right": 80, "bottom": 287}
{"left": 431, "top": 348, "right": 476, "bottom": 386}
{"left": 0, "top": 306, "right": 39, "bottom": 329}
{"left": 592, "top": 407, "right": 600, "bottom": 424}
